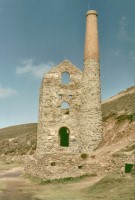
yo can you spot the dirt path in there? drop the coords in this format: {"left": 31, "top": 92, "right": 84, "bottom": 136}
{"left": 0, "top": 167, "right": 23, "bottom": 180}
{"left": 0, "top": 164, "right": 105, "bottom": 200}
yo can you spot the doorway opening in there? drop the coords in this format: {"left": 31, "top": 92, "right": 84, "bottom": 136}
{"left": 59, "top": 127, "right": 69, "bottom": 147}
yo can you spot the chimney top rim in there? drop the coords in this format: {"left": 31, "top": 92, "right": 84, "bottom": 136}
{"left": 86, "top": 10, "right": 98, "bottom": 16}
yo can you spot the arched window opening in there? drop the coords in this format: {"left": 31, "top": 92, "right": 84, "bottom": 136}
{"left": 61, "top": 101, "right": 69, "bottom": 114}
{"left": 59, "top": 127, "right": 69, "bottom": 147}
{"left": 61, "top": 101, "right": 69, "bottom": 109}
{"left": 61, "top": 72, "right": 70, "bottom": 84}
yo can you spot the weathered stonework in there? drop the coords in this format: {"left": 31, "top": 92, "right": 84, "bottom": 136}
{"left": 25, "top": 10, "right": 103, "bottom": 180}
{"left": 36, "top": 60, "right": 82, "bottom": 157}
{"left": 80, "top": 59, "right": 102, "bottom": 152}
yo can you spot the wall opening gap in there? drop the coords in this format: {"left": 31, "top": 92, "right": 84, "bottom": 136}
{"left": 61, "top": 101, "right": 69, "bottom": 109}
{"left": 61, "top": 101, "right": 70, "bottom": 115}
{"left": 51, "top": 162, "right": 56, "bottom": 166}
{"left": 59, "top": 127, "right": 69, "bottom": 147}
{"left": 69, "top": 95, "right": 72, "bottom": 99}
{"left": 58, "top": 94, "right": 62, "bottom": 99}
{"left": 61, "top": 72, "right": 70, "bottom": 84}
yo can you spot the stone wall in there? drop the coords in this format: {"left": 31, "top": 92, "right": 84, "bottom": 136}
{"left": 26, "top": 10, "right": 103, "bottom": 180}
{"left": 25, "top": 153, "right": 89, "bottom": 180}
{"left": 25, "top": 58, "right": 103, "bottom": 180}
{"left": 112, "top": 152, "right": 135, "bottom": 173}
{"left": 80, "top": 59, "right": 102, "bottom": 152}
{"left": 25, "top": 153, "right": 105, "bottom": 180}
{"left": 36, "top": 60, "right": 82, "bottom": 157}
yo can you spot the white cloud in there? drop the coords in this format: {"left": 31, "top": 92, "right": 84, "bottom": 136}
{"left": 0, "top": 85, "right": 17, "bottom": 99}
{"left": 16, "top": 59, "right": 54, "bottom": 78}
{"left": 117, "top": 16, "right": 130, "bottom": 42}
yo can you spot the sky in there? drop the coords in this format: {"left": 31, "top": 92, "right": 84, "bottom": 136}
{"left": 0, "top": 0, "right": 135, "bottom": 128}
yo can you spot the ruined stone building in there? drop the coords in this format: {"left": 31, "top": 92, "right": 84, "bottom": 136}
{"left": 26, "top": 10, "right": 103, "bottom": 180}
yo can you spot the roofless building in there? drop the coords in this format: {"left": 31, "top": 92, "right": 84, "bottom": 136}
{"left": 25, "top": 10, "right": 103, "bottom": 180}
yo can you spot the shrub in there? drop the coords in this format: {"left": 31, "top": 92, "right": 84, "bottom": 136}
{"left": 116, "top": 114, "right": 135, "bottom": 122}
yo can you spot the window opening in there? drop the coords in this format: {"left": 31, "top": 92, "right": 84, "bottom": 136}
{"left": 61, "top": 72, "right": 70, "bottom": 84}
{"left": 51, "top": 162, "right": 56, "bottom": 166}
{"left": 59, "top": 127, "right": 69, "bottom": 147}
{"left": 78, "top": 165, "right": 83, "bottom": 169}
{"left": 69, "top": 95, "right": 72, "bottom": 99}
{"left": 58, "top": 94, "right": 62, "bottom": 99}
{"left": 61, "top": 101, "right": 69, "bottom": 114}
{"left": 61, "top": 101, "right": 69, "bottom": 109}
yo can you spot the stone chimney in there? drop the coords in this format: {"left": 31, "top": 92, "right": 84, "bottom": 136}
{"left": 84, "top": 10, "right": 99, "bottom": 60}
{"left": 80, "top": 10, "right": 102, "bottom": 152}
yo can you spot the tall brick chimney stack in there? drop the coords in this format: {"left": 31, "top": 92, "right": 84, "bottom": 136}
{"left": 84, "top": 10, "right": 99, "bottom": 60}
{"left": 80, "top": 10, "right": 102, "bottom": 152}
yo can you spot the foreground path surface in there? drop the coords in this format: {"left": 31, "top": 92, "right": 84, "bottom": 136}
{"left": 0, "top": 163, "right": 104, "bottom": 200}
{"left": 0, "top": 160, "right": 134, "bottom": 200}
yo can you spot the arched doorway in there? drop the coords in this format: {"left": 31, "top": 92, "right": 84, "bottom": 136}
{"left": 59, "top": 127, "right": 69, "bottom": 147}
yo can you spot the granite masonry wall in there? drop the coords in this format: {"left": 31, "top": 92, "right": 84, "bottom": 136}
{"left": 80, "top": 59, "right": 102, "bottom": 152}
{"left": 36, "top": 60, "right": 82, "bottom": 157}
{"left": 25, "top": 10, "right": 103, "bottom": 180}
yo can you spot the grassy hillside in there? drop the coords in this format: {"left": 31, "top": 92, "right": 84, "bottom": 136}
{"left": 85, "top": 173, "right": 135, "bottom": 200}
{"left": 0, "top": 123, "right": 37, "bottom": 139}
{"left": 0, "top": 86, "right": 134, "bottom": 156}
{"left": 30, "top": 173, "right": 135, "bottom": 200}
{"left": 102, "top": 85, "right": 135, "bottom": 120}
{"left": 0, "top": 123, "right": 37, "bottom": 155}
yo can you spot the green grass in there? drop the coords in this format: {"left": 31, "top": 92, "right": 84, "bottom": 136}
{"left": 24, "top": 173, "right": 93, "bottom": 185}
{"left": 0, "top": 163, "right": 135, "bottom": 200}
{"left": 113, "top": 141, "right": 135, "bottom": 158}
{"left": 124, "top": 141, "right": 135, "bottom": 152}
{"left": 84, "top": 173, "right": 135, "bottom": 200}
{"left": 103, "top": 113, "right": 135, "bottom": 123}
{"left": 116, "top": 114, "right": 135, "bottom": 122}
{"left": 30, "top": 173, "right": 135, "bottom": 200}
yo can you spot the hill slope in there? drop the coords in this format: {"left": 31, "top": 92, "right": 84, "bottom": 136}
{"left": 0, "top": 86, "right": 134, "bottom": 156}
{"left": 0, "top": 123, "right": 37, "bottom": 155}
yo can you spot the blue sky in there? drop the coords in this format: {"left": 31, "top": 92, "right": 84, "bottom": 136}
{"left": 0, "top": 0, "right": 135, "bottom": 128}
